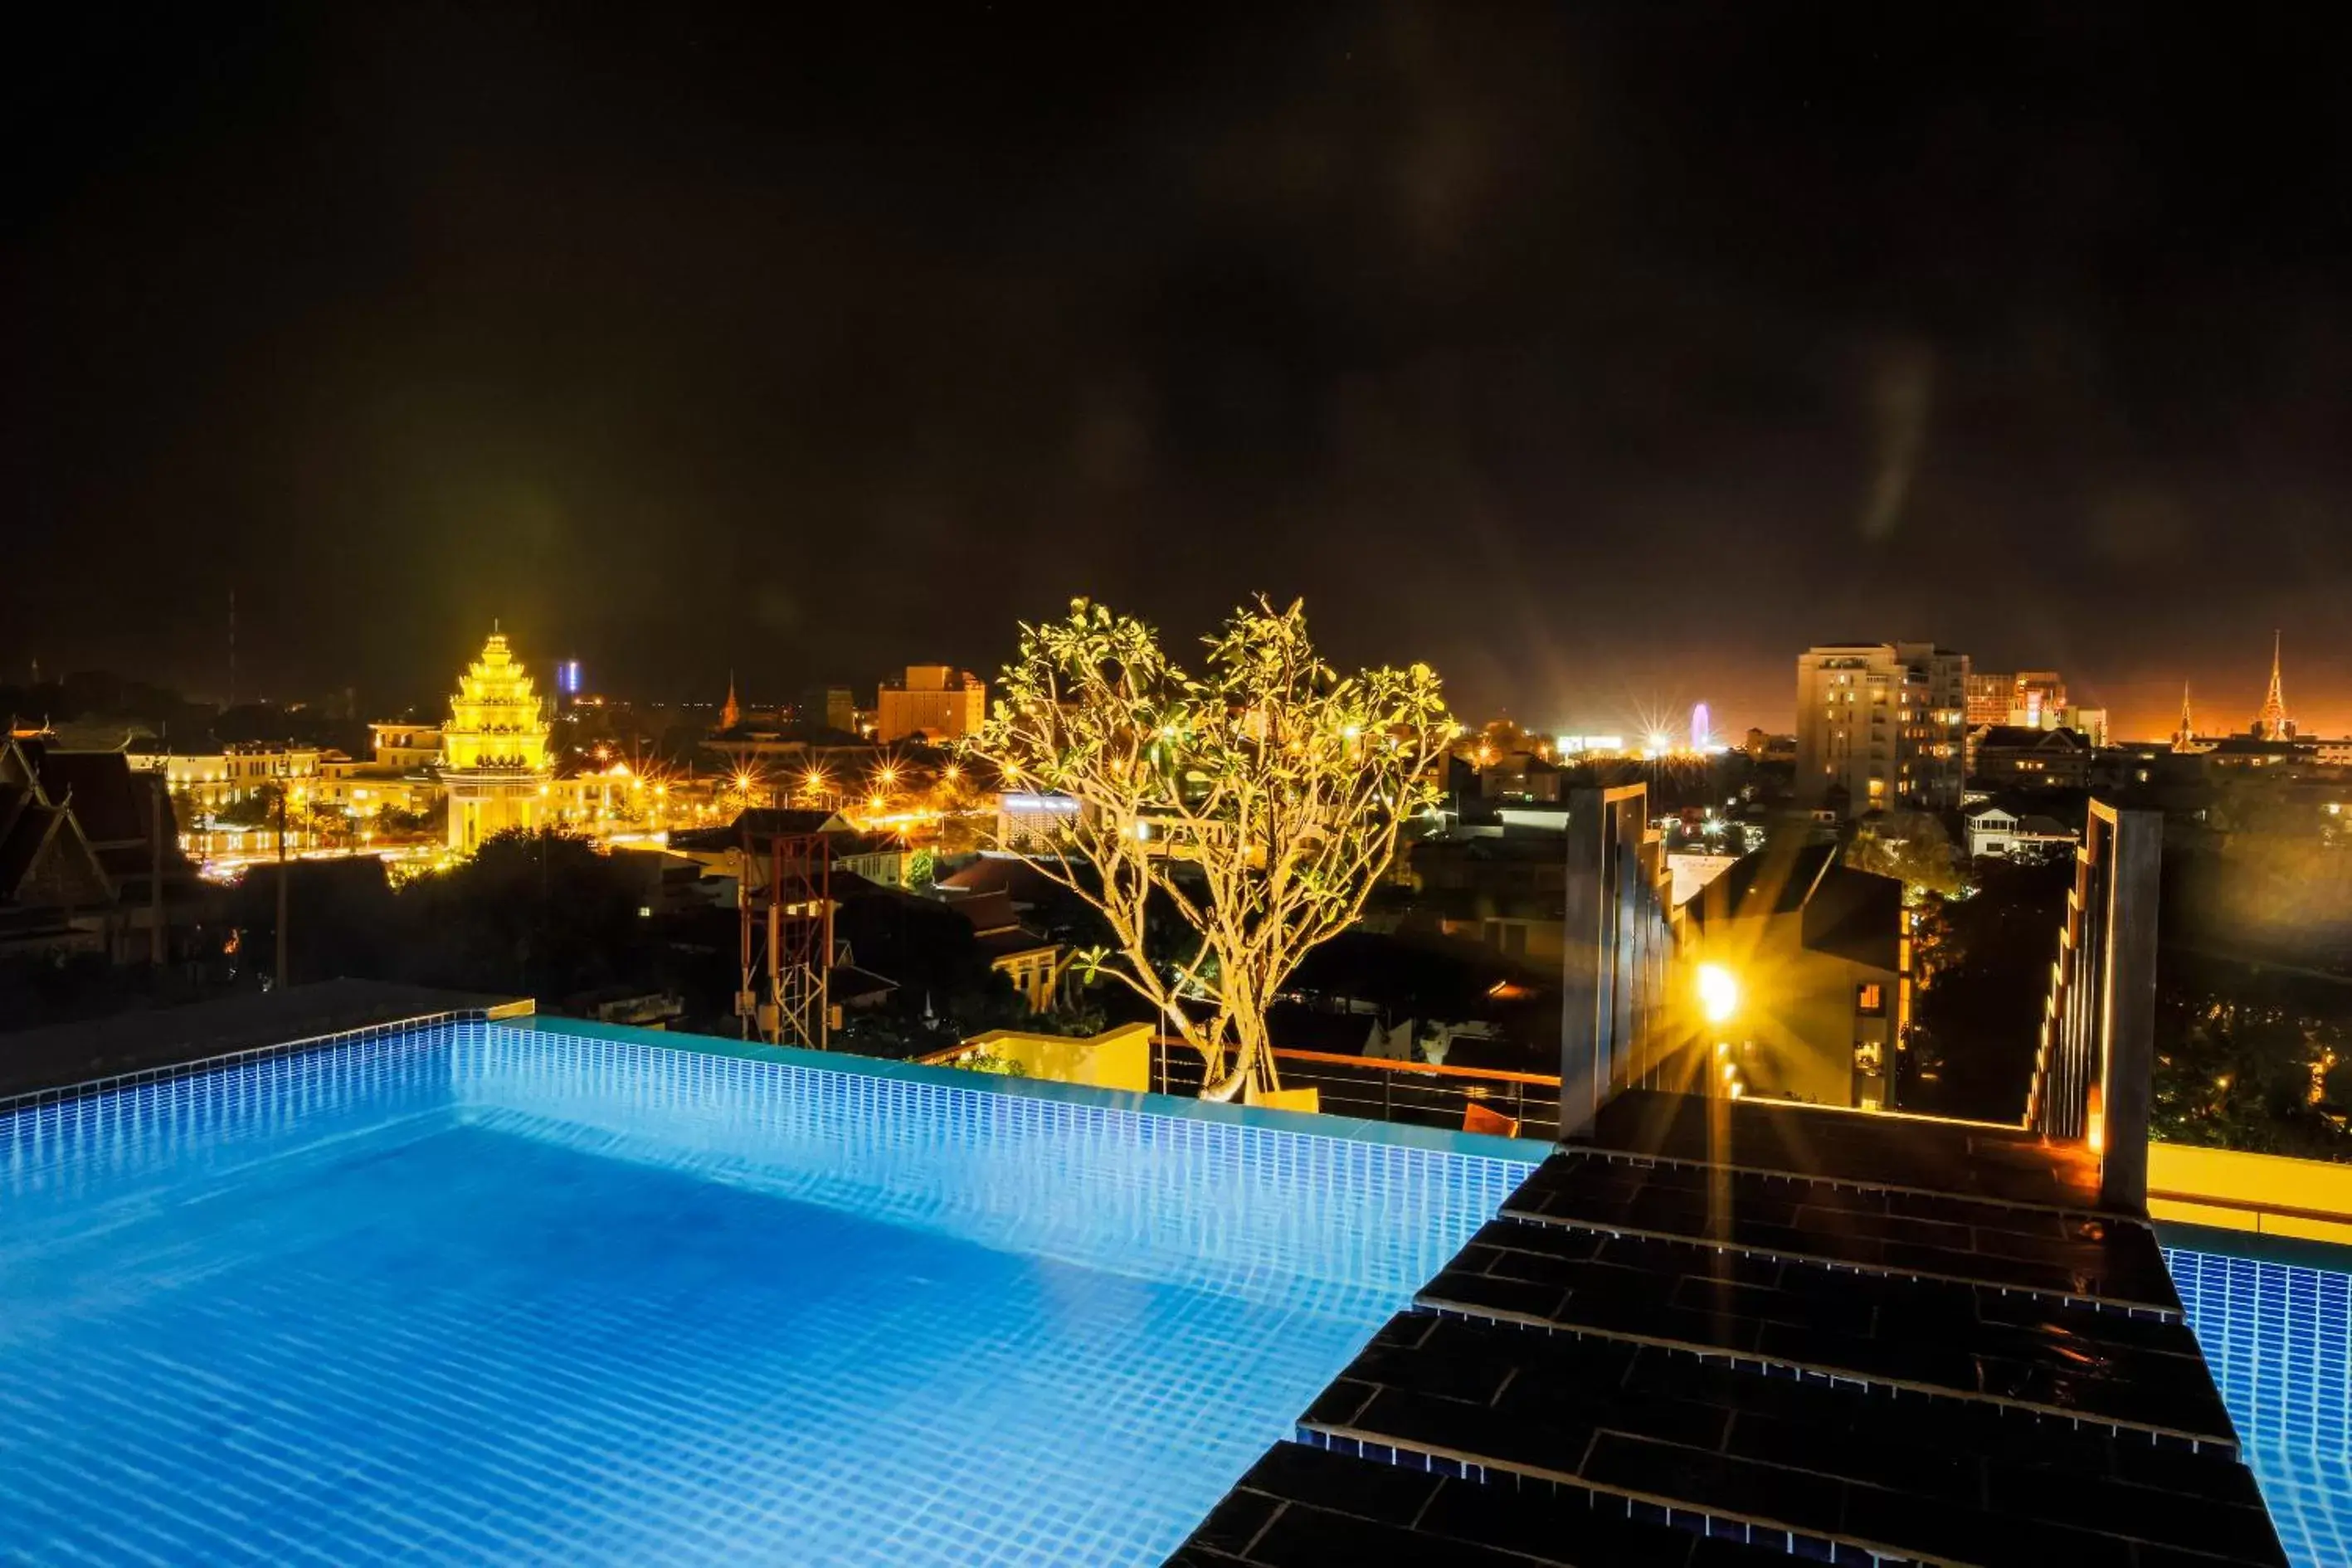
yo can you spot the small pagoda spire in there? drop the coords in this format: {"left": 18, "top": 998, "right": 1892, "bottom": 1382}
{"left": 2175, "top": 681, "right": 2195, "bottom": 747}
{"left": 2255, "top": 630, "right": 2289, "bottom": 739}
{"left": 721, "top": 669, "right": 741, "bottom": 732}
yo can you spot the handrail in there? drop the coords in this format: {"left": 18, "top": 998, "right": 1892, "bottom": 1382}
{"left": 922, "top": 1035, "right": 1561, "bottom": 1089}
{"left": 1146, "top": 1033, "right": 1560, "bottom": 1137}
{"left": 1202, "top": 1043, "right": 1561, "bottom": 1088}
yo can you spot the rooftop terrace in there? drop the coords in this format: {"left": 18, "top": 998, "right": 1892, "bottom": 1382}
{"left": 1176, "top": 1089, "right": 2285, "bottom": 1566}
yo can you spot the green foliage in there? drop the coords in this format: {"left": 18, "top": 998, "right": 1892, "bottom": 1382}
{"left": 945, "top": 1045, "right": 1027, "bottom": 1077}
{"left": 392, "top": 827, "right": 658, "bottom": 1000}
{"left": 1844, "top": 809, "right": 1964, "bottom": 899}
{"left": 373, "top": 798, "right": 444, "bottom": 837}
{"left": 2151, "top": 955, "right": 2352, "bottom": 1160}
{"left": 214, "top": 789, "right": 277, "bottom": 827}
{"left": 968, "top": 596, "right": 1452, "bottom": 1099}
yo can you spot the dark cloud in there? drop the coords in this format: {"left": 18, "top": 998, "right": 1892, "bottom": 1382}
{"left": 5, "top": 5, "right": 2350, "bottom": 737}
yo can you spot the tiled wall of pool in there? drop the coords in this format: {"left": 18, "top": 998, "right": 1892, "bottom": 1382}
{"left": 0, "top": 1020, "right": 467, "bottom": 1241}
{"left": 2169, "top": 1244, "right": 2352, "bottom": 1568}
{"left": 455, "top": 1022, "right": 1533, "bottom": 1315}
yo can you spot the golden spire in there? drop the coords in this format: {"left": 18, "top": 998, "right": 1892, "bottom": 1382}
{"left": 444, "top": 628, "right": 549, "bottom": 772}
{"left": 2255, "top": 630, "right": 2289, "bottom": 739}
{"left": 722, "top": 669, "right": 741, "bottom": 731}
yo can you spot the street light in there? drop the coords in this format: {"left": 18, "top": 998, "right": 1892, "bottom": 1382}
{"left": 1697, "top": 962, "right": 1739, "bottom": 1025}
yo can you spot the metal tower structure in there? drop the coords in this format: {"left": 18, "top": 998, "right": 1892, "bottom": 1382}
{"left": 769, "top": 832, "right": 833, "bottom": 1049}
{"left": 737, "top": 824, "right": 832, "bottom": 1048}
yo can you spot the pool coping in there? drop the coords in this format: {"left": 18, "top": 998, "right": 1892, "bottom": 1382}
{"left": 503, "top": 1015, "right": 1541, "bottom": 1165}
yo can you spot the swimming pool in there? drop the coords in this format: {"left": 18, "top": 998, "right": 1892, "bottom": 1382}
{"left": 0, "top": 1015, "right": 1532, "bottom": 1565}
{"left": 2169, "top": 1241, "right": 2352, "bottom": 1568}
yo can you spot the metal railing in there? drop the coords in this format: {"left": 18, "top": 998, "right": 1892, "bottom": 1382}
{"left": 2025, "top": 799, "right": 2160, "bottom": 1210}
{"left": 1148, "top": 1036, "right": 1561, "bottom": 1140}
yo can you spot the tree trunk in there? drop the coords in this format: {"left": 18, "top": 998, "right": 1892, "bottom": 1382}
{"left": 1200, "top": 1012, "right": 1278, "bottom": 1103}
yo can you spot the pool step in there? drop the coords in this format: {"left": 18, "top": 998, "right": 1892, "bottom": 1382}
{"left": 1505, "top": 1148, "right": 2183, "bottom": 1312}
{"left": 1417, "top": 1216, "right": 2236, "bottom": 1445}
{"left": 1162, "top": 1437, "right": 1796, "bottom": 1566}
{"left": 1278, "top": 1308, "right": 2283, "bottom": 1566}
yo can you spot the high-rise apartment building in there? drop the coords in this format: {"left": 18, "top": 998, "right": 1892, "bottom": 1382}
{"left": 1964, "top": 673, "right": 2013, "bottom": 729}
{"left": 1794, "top": 643, "right": 1970, "bottom": 816}
{"left": 874, "top": 665, "right": 987, "bottom": 743}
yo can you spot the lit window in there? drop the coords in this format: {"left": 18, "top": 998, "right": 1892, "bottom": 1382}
{"left": 1856, "top": 983, "right": 1886, "bottom": 1016}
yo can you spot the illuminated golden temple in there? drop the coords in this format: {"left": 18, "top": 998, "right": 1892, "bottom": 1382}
{"left": 441, "top": 627, "right": 551, "bottom": 851}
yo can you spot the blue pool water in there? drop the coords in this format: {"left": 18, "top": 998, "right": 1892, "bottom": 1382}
{"left": 2169, "top": 1244, "right": 2352, "bottom": 1568}
{"left": 0, "top": 1019, "right": 1531, "bottom": 1565}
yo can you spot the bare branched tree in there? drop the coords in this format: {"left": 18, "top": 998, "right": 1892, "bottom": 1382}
{"left": 968, "top": 597, "right": 1453, "bottom": 1102}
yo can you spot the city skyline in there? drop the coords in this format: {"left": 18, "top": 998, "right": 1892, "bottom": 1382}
{"left": 7, "top": 618, "right": 2332, "bottom": 750}
{"left": 8, "top": 8, "right": 2351, "bottom": 739}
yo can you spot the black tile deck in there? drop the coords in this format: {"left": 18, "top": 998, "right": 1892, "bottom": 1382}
{"left": 1167, "top": 1091, "right": 2286, "bottom": 1567}
{"left": 1587, "top": 1088, "right": 2107, "bottom": 1211}
{"left": 1506, "top": 1147, "right": 2182, "bottom": 1310}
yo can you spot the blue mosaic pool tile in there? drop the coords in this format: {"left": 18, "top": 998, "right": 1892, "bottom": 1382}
{"left": 0, "top": 1019, "right": 1534, "bottom": 1566}
{"left": 2169, "top": 1245, "right": 2352, "bottom": 1568}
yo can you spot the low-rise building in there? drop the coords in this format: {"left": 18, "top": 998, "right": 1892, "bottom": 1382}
{"left": 314, "top": 753, "right": 439, "bottom": 821}
{"left": 948, "top": 889, "right": 1064, "bottom": 1013}
{"left": 996, "top": 791, "right": 1079, "bottom": 852}
{"left": 0, "top": 766, "right": 111, "bottom": 957}
{"left": 1962, "top": 801, "right": 2081, "bottom": 862}
{"left": 368, "top": 723, "right": 443, "bottom": 772}
{"left": 1409, "top": 829, "right": 1567, "bottom": 968}
{"left": 2, "top": 738, "right": 203, "bottom": 962}
{"left": 2203, "top": 737, "right": 2307, "bottom": 773}
{"left": 1970, "top": 725, "right": 2092, "bottom": 789}
{"left": 1479, "top": 752, "right": 1562, "bottom": 803}
{"left": 1683, "top": 842, "right": 1907, "bottom": 1111}
{"left": 128, "top": 743, "right": 322, "bottom": 817}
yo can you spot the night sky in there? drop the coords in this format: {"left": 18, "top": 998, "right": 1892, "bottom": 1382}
{"left": 7, "top": 7, "right": 2349, "bottom": 737}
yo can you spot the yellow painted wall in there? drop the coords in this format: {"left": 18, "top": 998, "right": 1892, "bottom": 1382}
{"left": 2148, "top": 1141, "right": 2352, "bottom": 1245}
{"left": 962, "top": 1023, "right": 1152, "bottom": 1093}
{"left": 1686, "top": 910, "right": 1895, "bottom": 1108}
